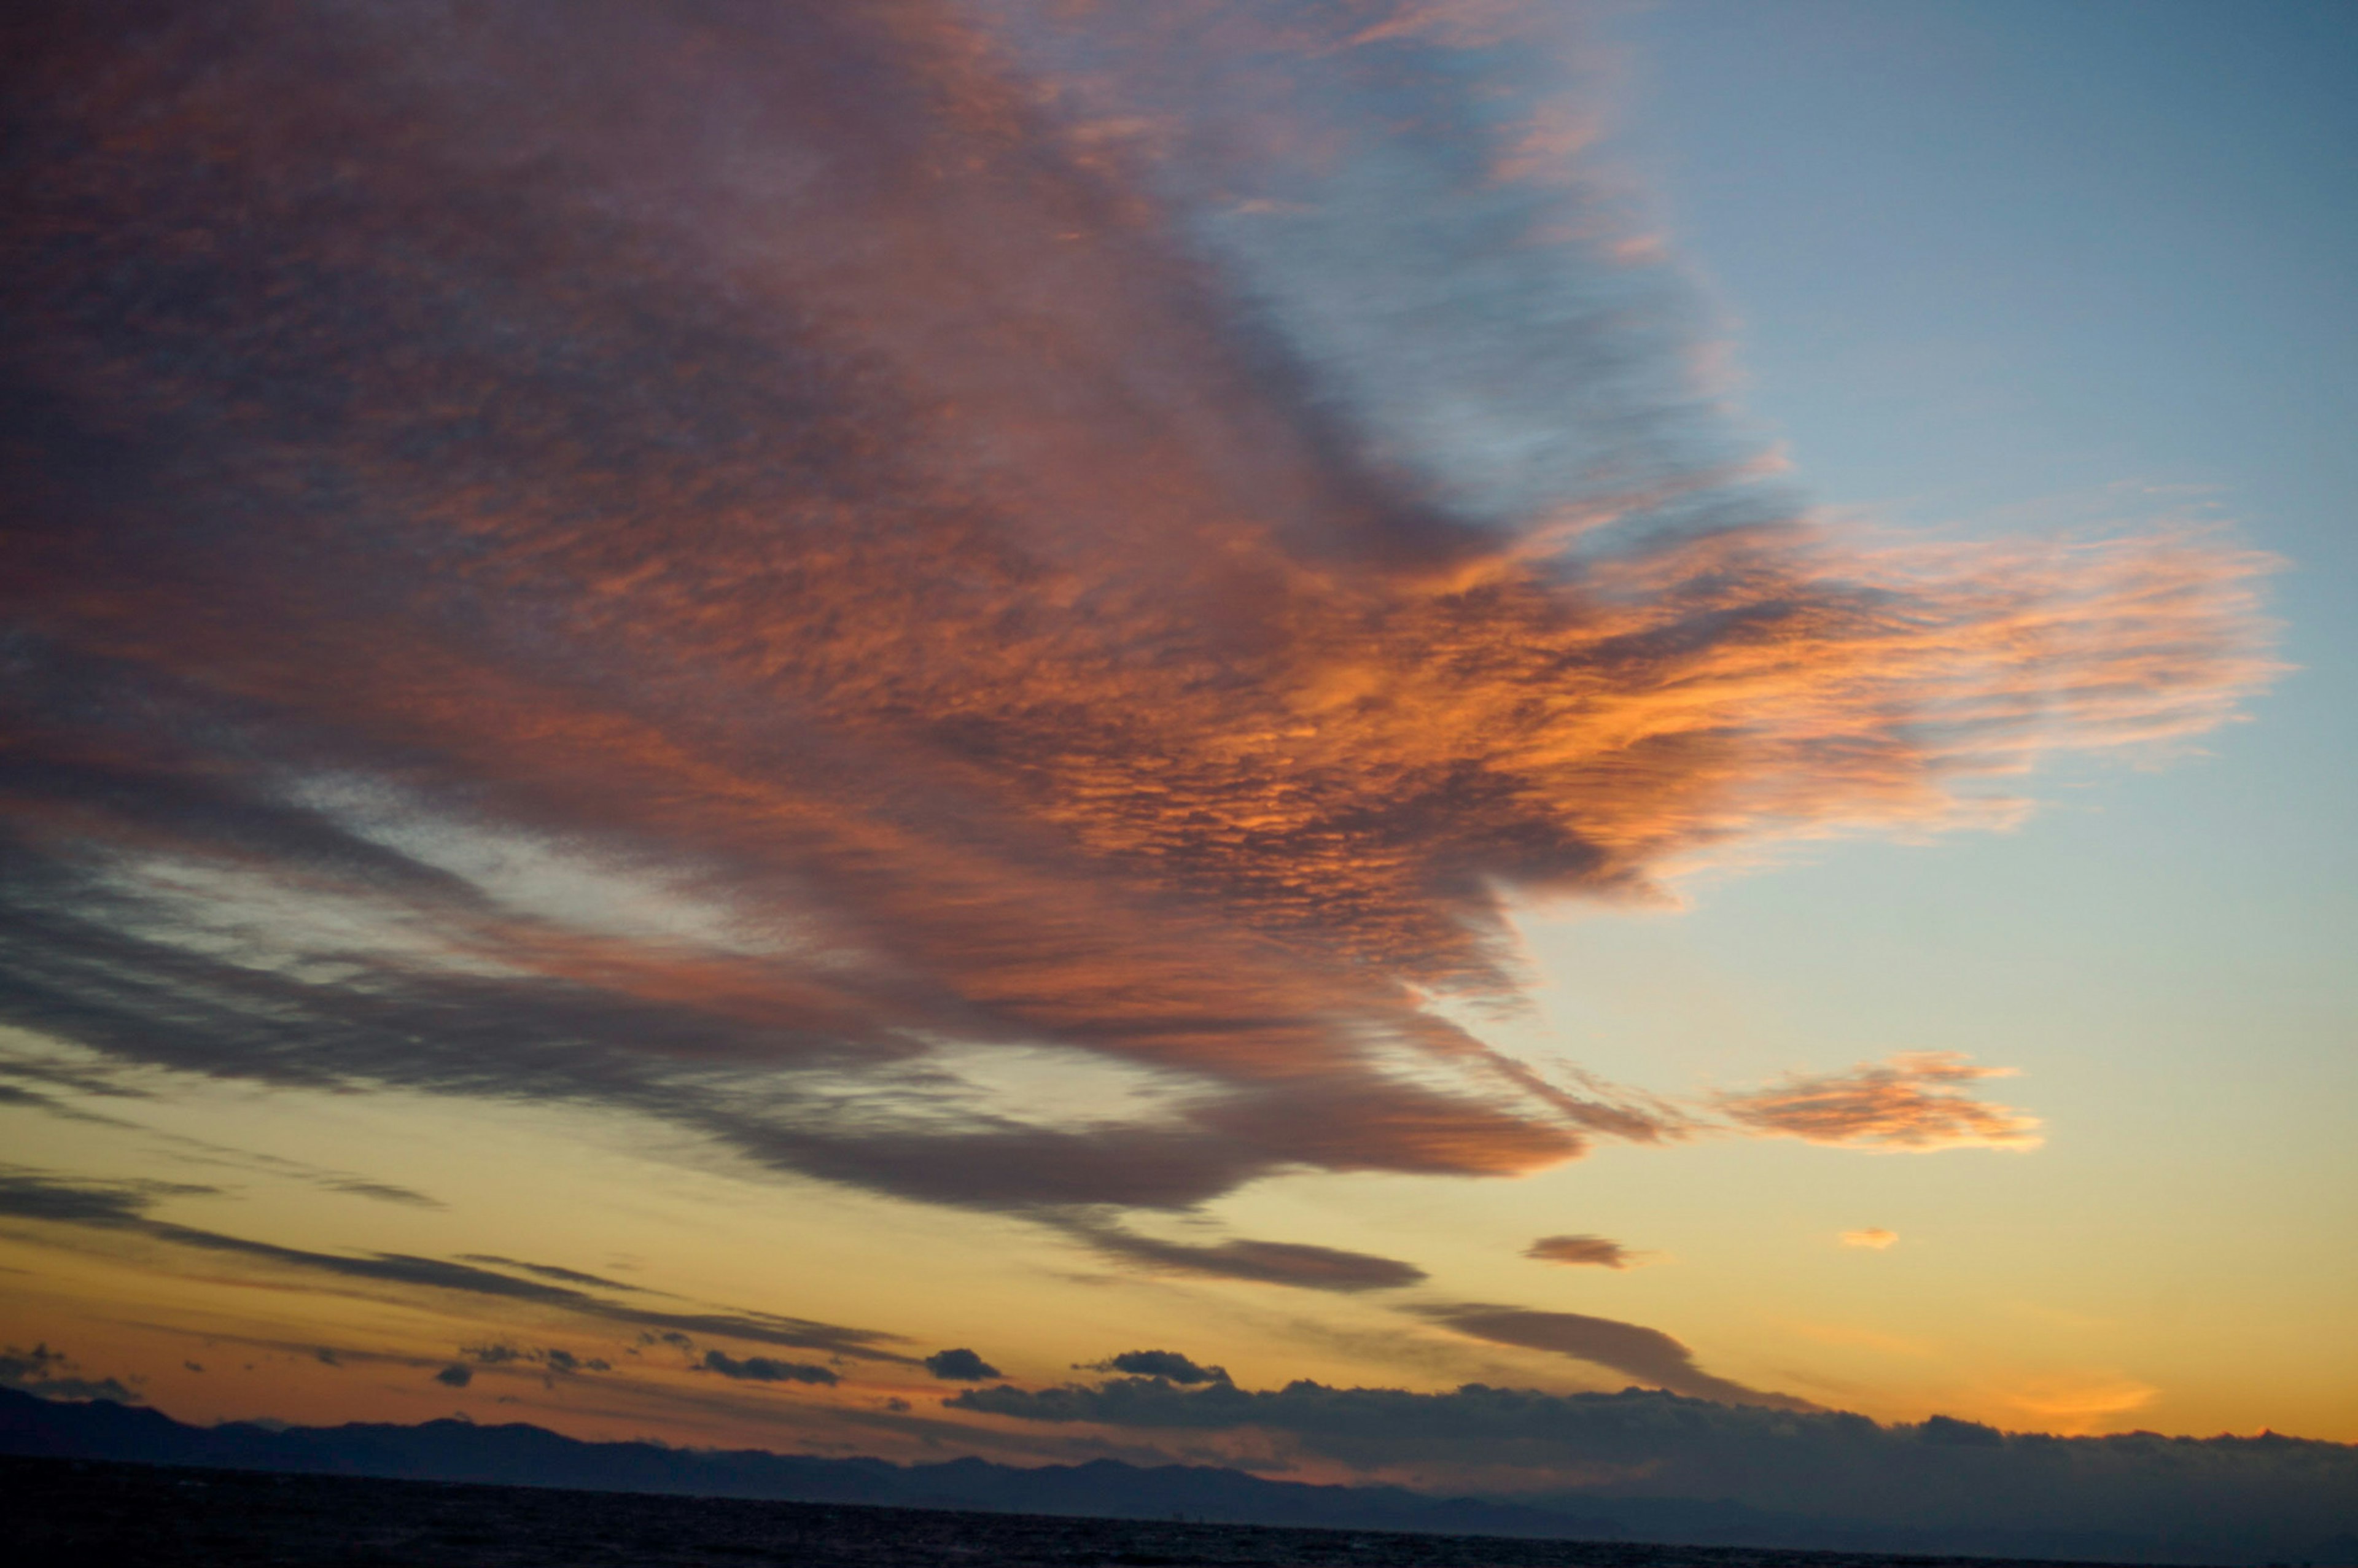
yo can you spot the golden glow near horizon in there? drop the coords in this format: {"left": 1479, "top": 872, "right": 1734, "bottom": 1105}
{"left": 2, "top": 0, "right": 2351, "bottom": 1520}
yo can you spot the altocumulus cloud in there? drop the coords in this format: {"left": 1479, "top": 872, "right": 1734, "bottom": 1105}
{"left": 0, "top": 1, "right": 2270, "bottom": 1262}
{"left": 1718, "top": 1053, "right": 2043, "bottom": 1151}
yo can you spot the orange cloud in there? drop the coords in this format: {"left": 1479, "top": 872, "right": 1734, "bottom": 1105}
{"left": 1840, "top": 1229, "right": 1900, "bottom": 1250}
{"left": 0, "top": 1, "right": 2259, "bottom": 1234}
{"left": 1720, "top": 1055, "right": 2044, "bottom": 1152}
{"left": 1994, "top": 1373, "right": 2161, "bottom": 1436}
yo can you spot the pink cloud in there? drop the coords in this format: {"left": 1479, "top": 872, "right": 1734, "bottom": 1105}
{"left": 1721, "top": 1055, "right": 2042, "bottom": 1152}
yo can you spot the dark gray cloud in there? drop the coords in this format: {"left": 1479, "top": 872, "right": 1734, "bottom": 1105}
{"left": 0, "top": 0, "right": 2274, "bottom": 1241}
{"left": 0, "top": 1342, "right": 140, "bottom": 1403}
{"left": 1084, "top": 1350, "right": 1231, "bottom": 1386}
{"left": 1416, "top": 1305, "right": 1808, "bottom": 1410}
{"left": 701, "top": 1350, "right": 838, "bottom": 1386}
{"left": 924, "top": 1348, "right": 1002, "bottom": 1381}
{"left": 434, "top": 1364, "right": 472, "bottom": 1388}
{"left": 0, "top": 1166, "right": 215, "bottom": 1225}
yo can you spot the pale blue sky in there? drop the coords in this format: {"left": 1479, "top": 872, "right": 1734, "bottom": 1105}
{"left": 1481, "top": 0, "right": 2358, "bottom": 1424}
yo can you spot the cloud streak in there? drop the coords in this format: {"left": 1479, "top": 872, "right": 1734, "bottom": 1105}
{"left": 0, "top": 1166, "right": 907, "bottom": 1365}
{"left": 1416, "top": 1305, "right": 1810, "bottom": 1410}
{"left": 0, "top": 1, "right": 2270, "bottom": 1234}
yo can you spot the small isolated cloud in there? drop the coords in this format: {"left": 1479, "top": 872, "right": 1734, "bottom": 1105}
{"left": 434, "top": 1364, "right": 473, "bottom": 1388}
{"left": 699, "top": 1349, "right": 838, "bottom": 1386}
{"left": 0, "top": 1343, "right": 141, "bottom": 1403}
{"left": 183, "top": 1360, "right": 204, "bottom": 1373}
{"left": 462, "top": 1343, "right": 526, "bottom": 1365}
{"left": 1083, "top": 1350, "right": 1231, "bottom": 1386}
{"left": 1523, "top": 1233, "right": 1638, "bottom": 1269}
{"left": 1719, "top": 1053, "right": 2042, "bottom": 1151}
{"left": 313, "top": 1347, "right": 341, "bottom": 1367}
{"left": 923, "top": 1348, "right": 1002, "bottom": 1381}
{"left": 1076, "top": 1228, "right": 1427, "bottom": 1292}
{"left": 1842, "top": 1228, "right": 1900, "bottom": 1250}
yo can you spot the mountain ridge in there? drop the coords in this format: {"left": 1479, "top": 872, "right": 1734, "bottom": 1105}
{"left": 1, "top": 1386, "right": 2338, "bottom": 1564}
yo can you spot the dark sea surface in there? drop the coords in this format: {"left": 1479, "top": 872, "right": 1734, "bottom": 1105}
{"left": 1, "top": 1455, "right": 2162, "bottom": 1568}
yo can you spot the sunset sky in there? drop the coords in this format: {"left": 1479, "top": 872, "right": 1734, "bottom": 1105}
{"left": 3, "top": 0, "right": 2352, "bottom": 1504}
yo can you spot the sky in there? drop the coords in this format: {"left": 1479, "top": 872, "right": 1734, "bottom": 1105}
{"left": 2, "top": 0, "right": 2353, "bottom": 1528}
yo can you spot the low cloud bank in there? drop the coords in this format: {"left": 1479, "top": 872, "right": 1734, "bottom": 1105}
{"left": 0, "top": 1343, "right": 139, "bottom": 1404}
{"left": 948, "top": 1376, "right": 2357, "bottom": 1554}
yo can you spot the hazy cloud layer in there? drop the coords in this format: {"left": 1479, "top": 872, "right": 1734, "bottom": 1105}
{"left": 1718, "top": 1053, "right": 2043, "bottom": 1151}
{"left": 0, "top": 1, "right": 2271, "bottom": 1232}
{"left": 0, "top": 1166, "right": 906, "bottom": 1366}
{"left": 0, "top": 1073, "right": 442, "bottom": 1207}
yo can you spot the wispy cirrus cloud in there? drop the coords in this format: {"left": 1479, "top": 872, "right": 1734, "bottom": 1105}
{"left": 1719, "top": 1054, "right": 2043, "bottom": 1152}
{"left": 0, "top": 1166, "right": 908, "bottom": 1366}
{"left": 0, "top": 1, "right": 2265, "bottom": 1251}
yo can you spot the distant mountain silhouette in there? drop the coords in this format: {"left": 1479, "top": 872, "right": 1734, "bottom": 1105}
{"left": 0, "top": 1388, "right": 2334, "bottom": 1564}
{"left": 0, "top": 1387, "right": 1614, "bottom": 1540}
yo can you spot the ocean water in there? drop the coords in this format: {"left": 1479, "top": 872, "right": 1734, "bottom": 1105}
{"left": 1, "top": 1455, "right": 2137, "bottom": 1568}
